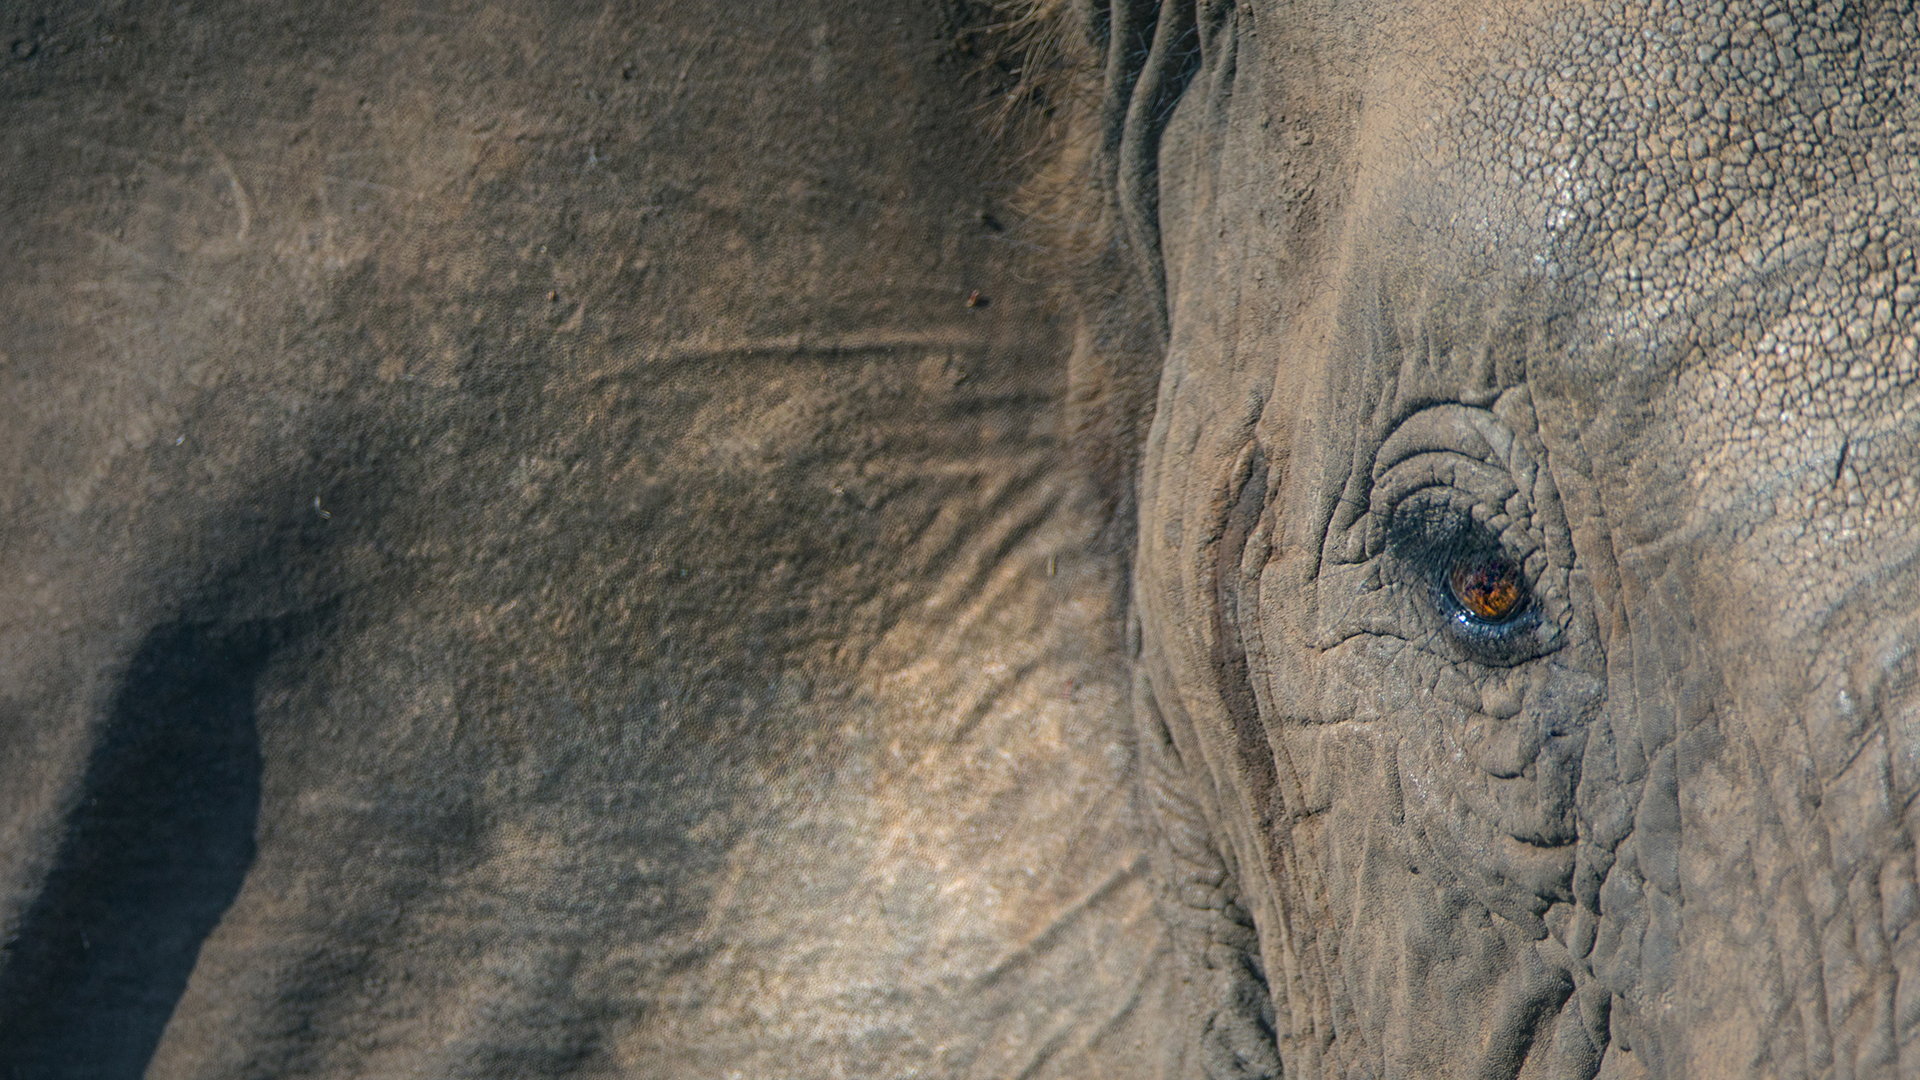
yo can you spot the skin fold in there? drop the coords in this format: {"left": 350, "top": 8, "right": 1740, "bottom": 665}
{"left": 1126, "top": 0, "right": 1920, "bottom": 1075}
{"left": 2, "top": 0, "right": 1916, "bottom": 1077}
{"left": 0, "top": 1, "right": 1164, "bottom": 1076}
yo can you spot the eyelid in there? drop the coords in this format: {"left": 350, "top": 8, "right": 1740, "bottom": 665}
{"left": 1366, "top": 452, "right": 1516, "bottom": 558}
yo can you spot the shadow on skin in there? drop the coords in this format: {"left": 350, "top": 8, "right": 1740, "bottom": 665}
{"left": 0, "top": 616, "right": 290, "bottom": 1079}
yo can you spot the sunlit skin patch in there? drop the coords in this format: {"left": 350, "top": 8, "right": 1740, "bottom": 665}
{"left": 1448, "top": 555, "right": 1526, "bottom": 623}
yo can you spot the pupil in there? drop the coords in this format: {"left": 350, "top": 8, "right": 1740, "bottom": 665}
{"left": 1449, "top": 556, "right": 1523, "bottom": 622}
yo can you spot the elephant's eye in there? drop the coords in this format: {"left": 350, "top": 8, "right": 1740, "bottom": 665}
{"left": 1381, "top": 496, "right": 1554, "bottom": 665}
{"left": 1447, "top": 554, "right": 1526, "bottom": 624}
{"left": 1366, "top": 406, "right": 1562, "bottom": 666}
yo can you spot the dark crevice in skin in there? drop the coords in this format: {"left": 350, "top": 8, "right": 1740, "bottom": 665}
{"left": 1193, "top": 443, "right": 1285, "bottom": 1080}
{"left": 1214, "top": 444, "right": 1273, "bottom": 810}
{"left": 0, "top": 612, "right": 309, "bottom": 1079}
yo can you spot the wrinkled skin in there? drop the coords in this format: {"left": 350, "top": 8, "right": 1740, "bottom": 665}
{"left": 6, "top": 0, "right": 1920, "bottom": 1078}
{"left": 1127, "top": 0, "right": 1920, "bottom": 1076}
{"left": 0, "top": 2, "right": 1164, "bottom": 1076}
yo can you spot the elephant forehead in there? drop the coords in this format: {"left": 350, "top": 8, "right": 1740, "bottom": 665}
{"left": 1348, "top": 1, "right": 1920, "bottom": 601}
{"left": 1418, "top": 0, "right": 1917, "bottom": 272}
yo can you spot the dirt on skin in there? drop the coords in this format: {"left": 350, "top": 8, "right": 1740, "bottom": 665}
{"left": 0, "top": 2, "right": 1170, "bottom": 1077}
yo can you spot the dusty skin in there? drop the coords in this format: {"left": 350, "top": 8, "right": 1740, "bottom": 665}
{"left": 5, "top": 1, "right": 1920, "bottom": 1078}
{"left": 0, "top": 1, "right": 1162, "bottom": 1075}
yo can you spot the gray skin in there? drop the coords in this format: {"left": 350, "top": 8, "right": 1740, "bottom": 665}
{"left": 0, "top": 1, "right": 1164, "bottom": 1076}
{"left": 1117, "top": 0, "right": 1920, "bottom": 1076}
{"left": 3, "top": 1, "right": 1917, "bottom": 1079}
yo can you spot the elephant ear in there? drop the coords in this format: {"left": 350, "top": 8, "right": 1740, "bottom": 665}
{"left": 0, "top": 2, "right": 1172, "bottom": 1076}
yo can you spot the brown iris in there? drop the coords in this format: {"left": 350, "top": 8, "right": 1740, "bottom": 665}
{"left": 1448, "top": 555, "right": 1525, "bottom": 623}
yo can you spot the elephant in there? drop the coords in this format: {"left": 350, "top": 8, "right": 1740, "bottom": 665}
{"left": 3, "top": 0, "right": 1918, "bottom": 1077}
{"left": 1102, "top": 0, "right": 1920, "bottom": 1075}
{"left": 0, "top": 2, "right": 1171, "bottom": 1076}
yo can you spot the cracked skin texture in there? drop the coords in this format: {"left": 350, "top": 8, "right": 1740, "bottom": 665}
{"left": 5, "top": 0, "right": 1920, "bottom": 1078}
{"left": 1131, "top": 0, "right": 1920, "bottom": 1076}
